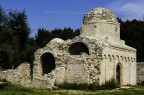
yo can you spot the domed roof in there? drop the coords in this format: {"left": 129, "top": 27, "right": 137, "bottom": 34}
{"left": 83, "top": 7, "right": 118, "bottom": 24}
{"left": 50, "top": 38, "right": 64, "bottom": 43}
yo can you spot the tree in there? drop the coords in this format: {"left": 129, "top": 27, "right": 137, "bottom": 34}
{"left": 61, "top": 27, "right": 74, "bottom": 40}
{"left": 8, "top": 10, "right": 30, "bottom": 51}
{"left": 73, "top": 29, "right": 80, "bottom": 36}
{"left": 0, "top": 6, "right": 33, "bottom": 69}
{"left": 120, "top": 19, "right": 144, "bottom": 62}
{"left": 35, "top": 28, "right": 51, "bottom": 48}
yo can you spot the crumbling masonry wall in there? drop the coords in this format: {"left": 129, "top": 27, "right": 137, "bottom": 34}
{"left": 33, "top": 36, "right": 103, "bottom": 84}
{"left": 137, "top": 62, "right": 144, "bottom": 83}
{"left": 0, "top": 63, "right": 31, "bottom": 85}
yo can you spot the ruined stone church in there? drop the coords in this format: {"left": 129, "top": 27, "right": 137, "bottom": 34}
{"left": 0, "top": 7, "right": 137, "bottom": 89}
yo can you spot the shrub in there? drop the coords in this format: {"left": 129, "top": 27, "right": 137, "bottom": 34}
{"left": 0, "top": 78, "right": 7, "bottom": 82}
{"left": 101, "top": 79, "right": 119, "bottom": 90}
{"left": 0, "top": 82, "right": 10, "bottom": 90}
{"left": 56, "top": 79, "right": 119, "bottom": 91}
{"left": 137, "top": 81, "right": 144, "bottom": 85}
{"left": 0, "top": 82, "right": 32, "bottom": 93}
{"left": 56, "top": 82, "right": 89, "bottom": 90}
{"left": 88, "top": 83, "right": 100, "bottom": 90}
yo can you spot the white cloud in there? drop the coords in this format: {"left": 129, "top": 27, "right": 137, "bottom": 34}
{"left": 108, "top": 0, "right": 144, "bottom": 20}
{"left": 119, "top": 3, "right": 144, "bottom": 19}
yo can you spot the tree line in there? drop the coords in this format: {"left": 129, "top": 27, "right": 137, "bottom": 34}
{"left": 0, "top": 6, "right": 144, "bottom": 69}
{"left": 119, "top": 18, "right": 144, "bottom": 61}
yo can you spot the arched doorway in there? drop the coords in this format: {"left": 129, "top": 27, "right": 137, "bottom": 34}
{"left": 116, "top": 64, "right": 122, "bottom": 85}
{"left": 69, "top": 42, "right": 89, "bottom": 55}
{"left": 40, "top": 53, "right": 56, "bottom": 75}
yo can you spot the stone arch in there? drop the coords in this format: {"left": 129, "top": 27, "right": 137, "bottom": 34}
{"left": 131, "top": 57, "right": 133, "bottom": 62}
{"left": 68, "top": 42, "right": 89, "bottom": 55}
{"left": 112, "top": 55, "right": 115, "bottom": 59}
{"left": 40, "top": 52, "right": 56, "bottom": 75}
{"left": 108, "top": 55, "right": 111, "bottom": 62}
{"left": 116, "top": 55, "right": 119, "bottom": 62}
{"left": 133, "top": 58, "right": 135, "bottom": 62}
{"left": 134, "top": 58, "right": 136, "bottom": 62}
{"left": 116, "top": 63, "right": 123, "bottom": 85}
{"left": 103, "top": 54, "right": 106, "bottom": 59}
{"left": 111, "top": 55, "right": 115, "bottom": 63}
{"left": 120, "top": 56, "right": 123, "bottom": 62}
{"left": 116, "top": 55, "right": 119, "bottom": 58}
{"left": 128, "top": 57, "right": 130, "bottom": 62}
{"left": 124, "top": 57, "right": 127, "bottom": 62}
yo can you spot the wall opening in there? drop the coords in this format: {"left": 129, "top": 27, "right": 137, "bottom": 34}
{"left": 69, "top": 42, "right": 89, "bottom": 55}
{"left": 40, "top": 53, "right": 56, "bottom": 75}
{"left": 116, "top": 64, "right": 121, "bottom": 85}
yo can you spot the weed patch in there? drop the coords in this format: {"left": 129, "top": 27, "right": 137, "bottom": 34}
{"left": 56, "top": 79, "right": 119, "bottom": 90}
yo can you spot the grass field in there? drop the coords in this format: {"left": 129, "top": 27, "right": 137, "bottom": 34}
{"left": 0, "top": 82, "right": 144, "bottom": 95}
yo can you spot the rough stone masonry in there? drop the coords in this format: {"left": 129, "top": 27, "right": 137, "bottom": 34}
{"left": 0, "top": 7, "right": 138, "bottom": 89}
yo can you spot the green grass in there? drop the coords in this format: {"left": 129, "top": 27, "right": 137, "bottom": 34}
{"left": 54, "top": 85, "right": 144, "bottom": 95}
{"left": 56, "top": 79, "right": 119, "bottom": 90}
{"left": 1, "top": 82, "right": 144, "bottom": 95}
{"left": 0, "top": 82, "right": 54, "bottom": 95}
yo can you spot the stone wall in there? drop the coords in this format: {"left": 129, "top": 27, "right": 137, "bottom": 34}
{"left": 137, "top": 62, "right": 144, "bottom": 83}
{"left": 65, "top": 55, "right": 89, "bottom": 83}
{"left": 0, "top": 62, "right": 31, "bottom": 85}
{"left": 32, "top": 36, "right": 103, "bottom": 85}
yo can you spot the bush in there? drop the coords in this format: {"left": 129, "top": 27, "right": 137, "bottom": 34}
{"left": 101, "top": 79, "right": 119, "bottom": 90}
{"left": 0, "top": 78, "right": 7, "bottom": 82}
{"left": 0, "top": 82, "right": 10, "bottom": 90}
{"left": 137, "top": 81, "right": 144, "bottom": 85}
{"left": 0, "top": 82, "right": 32, "bottom": 93}
{"left": 56, "top": 79, "right": 119, "bottom": 91}
{"left": 56, "top": 82, "right": 89, "bottom": 90}
{"left": 0, "top": 82, "right": 56, "bottom": 95}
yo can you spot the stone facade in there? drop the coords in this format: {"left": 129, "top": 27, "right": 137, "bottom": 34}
{"left": 137, "top": 62, "right": 144, "bottom": 83}
{"left": 0, "top": 7, "right": 137, "bottom": 89}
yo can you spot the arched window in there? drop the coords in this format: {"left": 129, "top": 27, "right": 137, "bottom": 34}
{"left": 69, "top": 42, "right": 89, "bottom": 55}
{"left": 40, "top": 53, "right": 56, "bottom": 75}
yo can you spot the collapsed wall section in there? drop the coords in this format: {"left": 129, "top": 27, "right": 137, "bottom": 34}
{"left": 32, "top": 36, "right": 103, "bottom": 85}
{"left": 0, "top": 63, "right": 31, "bottom": 84}
{"left": 65, "top": 36, "right": 103, "bottom": 84}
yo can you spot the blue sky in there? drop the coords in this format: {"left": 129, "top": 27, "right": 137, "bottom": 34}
{"left": 0, "top": 0, "right": 144, "bottom": 36}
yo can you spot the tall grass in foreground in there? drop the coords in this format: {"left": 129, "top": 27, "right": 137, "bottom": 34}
{"left": 56, "top": 79, "right": 119, "bottom": 90}
{"left": 1, "top": 81, "right": 144, "bottom": 95}
{"left": 0, "top": 82, "right": 54, "bottom": 95}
